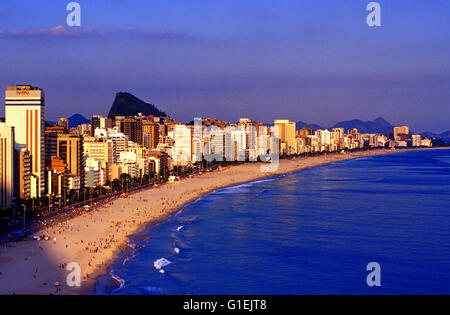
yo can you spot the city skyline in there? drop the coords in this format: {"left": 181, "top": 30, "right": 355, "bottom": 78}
{"left": 0, "top": 83, "right": 435, "bottom": 211}
{"left": 0, "top": 0, "right": 449, "bottom": 133}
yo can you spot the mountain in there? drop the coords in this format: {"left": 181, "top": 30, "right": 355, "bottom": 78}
{"left": 332, "top": 117, "right": 393, "bottom": 134}
{"left": 108, "top": 92, "right": 167, "bottom": 119}
{"left": 421, "top": 130, "right": 450, "bottom": 142}
{"left": 68, "top": 114, "right": 90, "bottom": 128}
{"left": 296, "top": 121, "right": 323, "bottom": 131}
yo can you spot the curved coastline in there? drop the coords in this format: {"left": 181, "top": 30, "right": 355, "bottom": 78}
{"left": 92, "top": 148, "right": 437, "bottom": 294}
{"left": 0, "top": 147, "right": 447, "bottom": 295}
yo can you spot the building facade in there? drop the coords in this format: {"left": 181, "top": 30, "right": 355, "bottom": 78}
{"left": 5, "top": 85, "right": 45, "bottom": 197}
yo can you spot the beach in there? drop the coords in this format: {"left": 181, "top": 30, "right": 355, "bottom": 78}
{"left": 0, "top": 148, "right": 438, "bottom": 294}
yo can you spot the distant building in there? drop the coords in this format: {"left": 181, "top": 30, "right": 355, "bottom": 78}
{"left": 297, "top": 126, "right": 313, "bottom": 138}
{"left": 142, "top": 120, "right": 160, "bottom": 149}
{"left": 57, "top": 134, "right": 85, "bottom": 186}
{"left": 274, "top": 120, "right": 296, "bottom": 155}
{"left": 412, "top": 135, "right": 422, "bottom": 147}
{"left": 169, "top": 125, "right": 192, "bottom": 166}
{"left": 91, "top": 115, "right": 112, "bottom": 136}
{"left": 421, "top": 138, "right": 432, "bottom": 147}
{"left": 76, "top": 123, "right": 91, "bottom": 136}
{"left": 394, "top": 126, "right": 410, "bottom": 141}
{"left": 57, "top": 118, "right": 69, "bottom": 132}
{"left": 116, "top": 116, "right": 143, "bottom": 145}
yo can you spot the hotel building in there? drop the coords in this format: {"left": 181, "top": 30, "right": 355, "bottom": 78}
{"left": 5, "top": 85, "right": 45, "bottom": 197}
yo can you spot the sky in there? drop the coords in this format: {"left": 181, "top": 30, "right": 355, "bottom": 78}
{"left": 0, "top": 0, "right": 448, "bottom": 133}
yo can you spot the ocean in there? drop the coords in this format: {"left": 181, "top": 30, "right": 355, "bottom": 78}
{"left": 96, "top": 149, "right": 450, "bottom": 295}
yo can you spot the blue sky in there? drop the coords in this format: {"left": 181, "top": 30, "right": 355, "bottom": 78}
{"left": 0, "top": 0, "right": 448, "bottom": 132}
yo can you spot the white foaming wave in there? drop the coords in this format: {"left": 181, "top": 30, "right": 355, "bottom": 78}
{"left": 176, "top": 225, "right": 184, "bottom": 231}
{"left": 110, "top": 272, "right": 125, "bottom": 291}
{"left": 153, "top": 258, "right": 172, "bottom": 270}
{"left": 219, "top": 178, "right": 277, "bottom": 195}
{"left": 123, "top": 252, "right": 137, "bottom": 266}
{"left": 219, "top": 186, "right": 251, "bottom": 194}
{"left": 251, "top": 178, "right": 276, "bottom": 185}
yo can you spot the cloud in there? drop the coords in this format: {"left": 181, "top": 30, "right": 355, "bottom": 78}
{"left": 0, "top": 25, "right": 95, "bottom": 36}
{"left": 0, "top": 25, "right": 198, "bottom": 42}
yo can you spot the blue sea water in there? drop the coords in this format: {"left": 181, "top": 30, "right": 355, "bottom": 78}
{"left": 96, "top": 149, "right": 450, "bottom": 295}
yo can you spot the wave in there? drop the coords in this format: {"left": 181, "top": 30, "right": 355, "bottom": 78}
{"left": 123, "top": 252, "right": 137, "bottom": 266}
{"left": 110, "top": 272, "right": 125, "bottom": 292}
{"left": 153, "top": 258, "right": 172, "bottom": 271}
{"left": 141, "top": 286, "right": 164, "bottom": 294}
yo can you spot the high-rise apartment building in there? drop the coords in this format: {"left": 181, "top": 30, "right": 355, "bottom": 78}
{"left": 115, "top": 116, "right": 143, "bottom": 145}
{"left": 393, "top": 126, "right": 410, "bottom": 141}
{"left": 274, "top": 120, "right": 296, "bottom": 155}
{"left": 142, "top": 120, "right": 160, "bottom": 149}
{"left": 169, "top": 125, "right": 192, "bottom": 166}
{"left": 17, "top": 149, "right": 32, "bottom": 200}
{"left": 5, "top": 85, "right": 45, "bottom": 197}
{"left": 0, "top": 123, "right": 15, "bottom": 208}
{"left": 57, "top": 134, "right": 85, "bottom": 187}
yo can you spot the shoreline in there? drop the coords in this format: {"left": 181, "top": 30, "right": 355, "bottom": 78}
{"left": 0, "top": 147, "right": 447, "bottom": 295}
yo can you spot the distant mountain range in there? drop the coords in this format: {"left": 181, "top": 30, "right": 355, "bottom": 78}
{"left": 45, "top": 91, "right": 449, "bottom": 141}
{"left": 295, "top": 117, "right": 393, "bottom": 134}
{"left": 295, "top": 121, "right": 323, "bottom": 131}
{"left": 108, "top": 92, "right": 167, "bottom": 119}
{"left": 332, "top": 117, "right": 394, "bottom": 134}
{"left": 420, "top": 130, "right": 450, "bottom": 142}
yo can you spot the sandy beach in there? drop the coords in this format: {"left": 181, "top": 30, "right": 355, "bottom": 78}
{"left": 0, "top": 148, "right": 441, "bottom": 294}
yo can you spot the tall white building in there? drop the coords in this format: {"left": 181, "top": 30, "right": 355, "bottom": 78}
{"left": 169, "top": 125, "right": 192, "bottom": 166}
{"left": 5, "top": 85, "right": 45, "bottom": 197}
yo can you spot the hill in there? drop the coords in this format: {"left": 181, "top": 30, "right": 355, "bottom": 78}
{"left": 332, "top": 117, "right": 393, "bottom": 134}
{"left": 108, "top": 92, "right": 167, "bottom": 119}
{"left": 296, "top": 121, "right": 323, "bottom": 131}
{"left": 68, "top": 114, "right": 90, "bottom": 128}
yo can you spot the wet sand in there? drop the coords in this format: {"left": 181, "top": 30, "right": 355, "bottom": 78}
{"left": 0, "top": 148, "right": 436, "bottom": 294}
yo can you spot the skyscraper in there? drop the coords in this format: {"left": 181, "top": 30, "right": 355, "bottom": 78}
{"left": 0, "top": 123, "right": 15, "bottom": 209}
{"left": 57, "top": 134, "right": 85, "bottom": 187}
{"left": 274, "top": 120, "right": 296, "bottom": 155}
{"left": 142, "top": 120, "right": 160, "bottom": 149}
{"left": 5, "top": 85, "right": 45, "bottom": 197}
